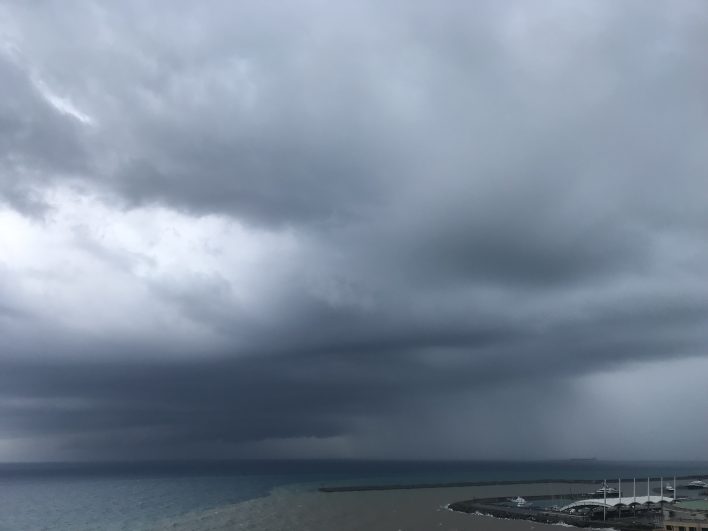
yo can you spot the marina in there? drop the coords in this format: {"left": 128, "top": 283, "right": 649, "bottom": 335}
{"left": 447, "top": 476, "right": 708, "bottom": 531}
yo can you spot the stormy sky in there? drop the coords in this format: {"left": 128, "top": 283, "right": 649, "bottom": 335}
{"left": 1, "top": 0, "right": 707, "bottom": 462}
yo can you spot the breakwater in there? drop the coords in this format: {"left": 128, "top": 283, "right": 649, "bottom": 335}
{"left": 320, "top": 478, "right": 601, "bottom": 493}
{"left": 319, "top": 474, "right": 705, "bottom": 493}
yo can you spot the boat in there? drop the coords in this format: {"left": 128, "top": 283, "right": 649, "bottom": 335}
{"left": 511, "top": 496, "right": 527, "bottom": 506}
{"left": 595, "top": 485, "right": 619, "bottom": 495}
{"left": 686, "top": 480, "right": 708, "bottom": 489}
{"left": 665, "top": 485, "right": 675, "bottom": 492}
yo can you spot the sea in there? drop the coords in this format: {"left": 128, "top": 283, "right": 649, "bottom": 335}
{"left": 1, "top": 459, "right": 708, "bottom": 531}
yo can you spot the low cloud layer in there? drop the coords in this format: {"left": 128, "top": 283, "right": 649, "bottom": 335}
{"left": 0, "top": 0, "right": 707, "bottom": 461}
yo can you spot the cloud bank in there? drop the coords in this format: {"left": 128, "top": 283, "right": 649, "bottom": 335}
{"left": 0, "top": 0, "right": 707, "bottom": 461}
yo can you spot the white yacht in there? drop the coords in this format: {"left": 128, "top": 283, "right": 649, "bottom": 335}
{"left": 686, "top": 480, "right": 708, "bottom": 489}
{"left": 665, "top": 485, "right": 675, "bottom": 492}
{"left": 511, "top": 496, "right": 527, "bottom": 506}
{"left": 595, "top": 485, "right": 619, "bottom": 495}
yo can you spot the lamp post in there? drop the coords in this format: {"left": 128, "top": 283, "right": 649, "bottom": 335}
{"left": 618, "top": 478, "right": 622, "bottom": 517}
{"left": 633, "top": 478, "right": 637, "bottom": 516}
{"left": 633, "top": 478, "right": 636, "bottom": 503}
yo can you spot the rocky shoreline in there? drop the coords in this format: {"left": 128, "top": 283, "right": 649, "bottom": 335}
{"left": 448, "top": 495, "right": 661, "bottom": 531}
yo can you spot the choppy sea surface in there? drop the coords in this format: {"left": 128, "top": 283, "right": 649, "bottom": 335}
{"left": 1, "top": 460, "right": 708, "bottom": 531}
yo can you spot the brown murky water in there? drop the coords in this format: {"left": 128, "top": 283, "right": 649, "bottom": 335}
{"left": 153, "top": 481, "right": 608, "bottom": 531}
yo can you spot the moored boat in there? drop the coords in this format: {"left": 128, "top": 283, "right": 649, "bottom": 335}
{"left": 686, "top": 480, "right": 707, "bottom": 489}
{"left": 510, "top": 496, "right": 527, "bottom": 506}
{"left": 595, "top": 485, "right": 619, "bottom": 495}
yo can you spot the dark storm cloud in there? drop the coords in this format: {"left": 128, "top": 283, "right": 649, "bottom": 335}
{"left": 1, "top": 0, "right": 708, "bottom": 459}
{"left": 2, "top": 283, "right": 707, "bottom": 459}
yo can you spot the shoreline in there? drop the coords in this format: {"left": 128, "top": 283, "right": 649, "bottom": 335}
{"left": 447, "top": 496, "right": 659, "bottom": 531}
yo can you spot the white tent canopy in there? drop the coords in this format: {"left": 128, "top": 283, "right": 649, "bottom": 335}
{"left": 560, "top": 496, "right": 673, "bottom": 512}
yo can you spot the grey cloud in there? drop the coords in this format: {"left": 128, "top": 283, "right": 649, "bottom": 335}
{"left": 0, "top": 52, "right": 89, "bottom": 214}
{"left": 1, "top": 0, "right": 708, "bottom": 460}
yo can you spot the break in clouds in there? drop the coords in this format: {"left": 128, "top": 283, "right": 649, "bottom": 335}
{"left": 0, "top": 0, "right": 707, "bottom": 461}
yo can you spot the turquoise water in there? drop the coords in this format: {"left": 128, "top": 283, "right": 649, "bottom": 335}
{"left": 1, "top": 460, "right": 707, "bottom": 531}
